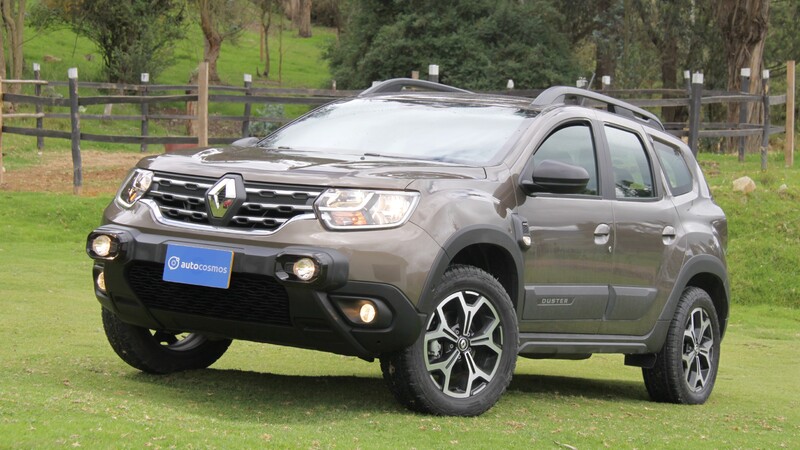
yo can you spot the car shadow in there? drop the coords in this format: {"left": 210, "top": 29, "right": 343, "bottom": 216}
{"left": 122, "top": 367, "right": 649, "bottom": 420}
{"left": 126, "top": 369, "right": 403, "bottom": 421}
{"left": 509, "top": 373, "right": 649, "bottom": 401}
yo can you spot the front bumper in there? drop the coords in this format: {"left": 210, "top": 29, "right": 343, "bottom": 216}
{"left": 87, "top": 225, "right": 424, "bottom": 360}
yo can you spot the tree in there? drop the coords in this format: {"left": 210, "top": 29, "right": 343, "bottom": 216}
{"left": 714, "top": 0, "right": 771, "bottom": 151}
{"left": 633, "top": 0, "right": 694, "bottom": 122}
{"left": 193, "top": 0, "right": 247, "bottom": 83}
{"left": 32, "top": 0, "right": 185, "bottom": 83}
{"left": 327, "top": 0, "right": 580, "bottom": 90}
{"left": 1, "top": 0, "right": 26, "bottom": 94}
{"left": 298, "top": 0, "right": 311, "bottom": 38}
{"left": 252, "top": 0, "right": 277, "bottom": 77}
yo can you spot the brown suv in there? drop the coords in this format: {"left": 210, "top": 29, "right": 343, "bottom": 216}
{"left": 86, "top": 79, "right": 729, "bottom": 416}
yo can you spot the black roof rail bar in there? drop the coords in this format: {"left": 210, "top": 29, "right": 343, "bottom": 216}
{"left": 531, "top": 86, "right": 664, "bottom": 131}
{"left": 359, "top": 78, "right": 472, "bottom": 96}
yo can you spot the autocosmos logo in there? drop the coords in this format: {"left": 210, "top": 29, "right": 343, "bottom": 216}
{"left": 166, "top": 255, "right": 229, "bottom": 274}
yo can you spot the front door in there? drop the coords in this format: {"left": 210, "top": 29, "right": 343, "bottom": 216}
{"left": 517, "top": 122, "right": 614, "bottom": 334}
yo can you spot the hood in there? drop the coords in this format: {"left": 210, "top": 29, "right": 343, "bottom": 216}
{"left": 138, "top": 145, "right": 487, "bottom": 190}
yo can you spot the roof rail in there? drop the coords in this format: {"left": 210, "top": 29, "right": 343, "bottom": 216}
{"left": 359, "top": 78, "right": 472, "bottom": 96}
{"left": 531, "top": 86, "right": 664, "bottom": 131}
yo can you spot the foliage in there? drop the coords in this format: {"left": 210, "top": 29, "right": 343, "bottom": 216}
{"left": 30, "top": 0, "right": 186, "bottom": 84}
{"left": 191, "top": 0, "right": 249, "bottom": 83}
{"left": 326, "top": 0, "right": 580, "bottom": 90}
{"left": 765, "top": 0, "right": 800, "bottom": 70}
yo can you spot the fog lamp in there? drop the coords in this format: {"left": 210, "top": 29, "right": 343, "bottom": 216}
{"left": 91, "top": 235, "right": 113, "bottom": 257}
{"left": 96, "top": 271, "right": 106, "bottom": 293}
{"left": 359, "top": 302, "right": 377, "bottom": 324}
{"left": 292, "top": 257, "right": 317, "bottom": 281}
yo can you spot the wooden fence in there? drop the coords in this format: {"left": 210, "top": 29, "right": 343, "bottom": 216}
{"left": 0, "top": 61, "right": 796, "bottom": 194}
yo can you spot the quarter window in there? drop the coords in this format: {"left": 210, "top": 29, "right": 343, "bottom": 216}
{"left": 605, "top": 126, "right": 655, "bottom": 199}
{"left": 532, "top": 124, "right": 598, "bottom": 195}
{"left": 653, "top": 140, "right": 693, "bottom": 196}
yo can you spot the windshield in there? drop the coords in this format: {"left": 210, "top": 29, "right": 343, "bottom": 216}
{"left": 260, "top": 97, "right": 535, "bottom": 164}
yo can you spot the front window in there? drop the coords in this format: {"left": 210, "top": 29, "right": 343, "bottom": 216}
{"left": 260, "top": 98, "right": 535, "bottom": 165}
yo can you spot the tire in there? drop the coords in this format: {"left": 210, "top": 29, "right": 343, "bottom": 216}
{"left": 642, "top": 287, "right": 721, "bottom": 404}
{"left": 380, "top": 265, "right": 519, "bottom": 416}
{"left": 101, "top": 307, "right": 232, "bottom": 374}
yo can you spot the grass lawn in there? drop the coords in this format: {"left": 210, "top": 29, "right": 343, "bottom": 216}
{"left": 1, "top": 149, "right": 799, "bottom": 447}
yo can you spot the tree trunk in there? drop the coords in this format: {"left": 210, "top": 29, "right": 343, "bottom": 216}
{"left": 592, "top": 0, "right": 618, "bottom": 89}
{"left": 260, "top": 2, "right": 272, "bottom": 77}
{"left": 0, "top": 13, "right": 6, "bottom": 81}
{"left": 298, "top": 0, "right": 311, "bottom": 38}
{"left": 198, "top": 0, "right": 224, "bottom": 83}
{"left": 659, "top": 38, "right": 683, "bottom": 123}
{"left": 289, "top": 0, "right": 300, "bottom": 28}
{"left": 1, "top": 0, "right": 25, "bottom": 95}
{"left": 715, "top": 0, "right": 770, "bottom": 152}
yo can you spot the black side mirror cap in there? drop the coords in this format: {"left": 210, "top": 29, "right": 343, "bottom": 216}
{"left": 521, "top": 159, "right": 590, "bottom": 195}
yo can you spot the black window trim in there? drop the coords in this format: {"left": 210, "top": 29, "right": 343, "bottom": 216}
{"left": 650, "top": 136, "right": 696, "bottom": 197}
{"left": 601, "top": 123, "right": 662, "bottom": 203}
{"left": 520, "top": 119, "right": 604, "bottom": 200}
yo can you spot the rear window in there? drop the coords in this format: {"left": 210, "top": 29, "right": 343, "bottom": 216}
{"left": 653, "top": 140, "right": 693, "bottom": 196}
{"left": 260, "top": 98, "right": 535, "bottom": 164}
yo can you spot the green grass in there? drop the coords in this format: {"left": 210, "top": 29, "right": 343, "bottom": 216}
{"left": 1, "top": 167, "right": 800, "bottom": 447}
{"left": 23, "top": 18, "right": 336, "bottom": 88}
{"left": 702, "top": 151, "right": 800, "bottom": 309}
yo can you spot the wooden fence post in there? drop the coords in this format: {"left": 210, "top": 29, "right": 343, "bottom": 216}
{"left": 683, "top": 70, "right": 691, "bottom": 92}
{"left": 140, "top": 73, "right": 149, "bottom": 153}
{"left": 241, "top": 73, "right": 252, "bottom": 138}
{"left": 68, "top": 68, "right": 82, "bottom": 196}
{"left": 786, "top": 60, "right": 795, "bottom": 167}
{"left": 197, "top": 62, "right": 209, "bottom": 147}
{"left": 738, "top": 68, "right": 751, "bottom": 162}
{"left": 688, "top": 72, "right": 704, "bottom": 156}
{"left": 34, "top": 63, "right": 44, "bottom": 153}
{"left": 0, "top": 76, "right": 4, "bottom": 185}
{"left": 761, "top": 70, "right": 770, "bottom": 171}
{"left": 428, "top": 64, "right": 439, "bottom": 83}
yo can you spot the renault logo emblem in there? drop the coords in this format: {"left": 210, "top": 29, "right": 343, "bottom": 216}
{"left": 206, "top": 176, "right": 244, "bottom": 223}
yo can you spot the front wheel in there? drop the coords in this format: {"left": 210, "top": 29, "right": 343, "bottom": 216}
{"left": 642, "top": 287, "right": 721, "bottom": 404}
{"left": 380, "top": 265, "right": 519, "bottom": 416}
{"left": 101, "top": 308, "right": 231, "bottom": 374}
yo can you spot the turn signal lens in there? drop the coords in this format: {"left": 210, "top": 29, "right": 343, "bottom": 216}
{"left": 292, "top": 257, "right": 317, "bottom": 281}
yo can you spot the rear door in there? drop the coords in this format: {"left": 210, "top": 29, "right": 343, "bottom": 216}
{"left": 597, "top": 123, "right": 684, "bottom": 335}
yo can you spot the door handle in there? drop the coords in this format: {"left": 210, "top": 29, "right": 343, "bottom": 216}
{"left": 594, "top": 223, "right": 611, "bottom": 245}
{"left": 662, "top": 226, "right": 677, "bottom": 245}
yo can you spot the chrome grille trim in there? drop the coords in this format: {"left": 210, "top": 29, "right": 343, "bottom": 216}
{"left": 141, "top": 172, "right": 323, "bottom": 234}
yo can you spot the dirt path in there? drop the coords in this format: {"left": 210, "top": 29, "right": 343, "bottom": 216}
{"left": 1, "top": 151, "right": 146, "bottom": 196}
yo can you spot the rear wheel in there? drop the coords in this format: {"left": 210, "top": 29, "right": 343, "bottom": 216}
{"left": 643, "top": 287, "right": 721, "bottom": 404}
{"left": 102, "top": 308, "right": 231, "bottom": 374}
{"left": 380, "top": 265, "right": 518, "bottom": 416}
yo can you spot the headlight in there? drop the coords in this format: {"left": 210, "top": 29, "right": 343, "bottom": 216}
{"left": 315, "top": 189, "right": 419, "bottom": 230}
{"left": 116, "top": 169, "right": 153, "bottom": 209}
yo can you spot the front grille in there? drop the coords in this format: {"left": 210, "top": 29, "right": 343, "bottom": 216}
{"left": 145, "top": 172, "right": 322, "bottom": 232}
{"left": 127, "top": 262, "right": 291, "bottom": 326}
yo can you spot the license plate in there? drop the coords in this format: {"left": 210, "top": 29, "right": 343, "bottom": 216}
{"left": 163, "top": 244, "right": 234, "bottom": 289}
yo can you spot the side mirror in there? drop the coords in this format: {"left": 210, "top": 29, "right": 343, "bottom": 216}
{"left": 522, "top": 159, "right": 589, "bottom": 195}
